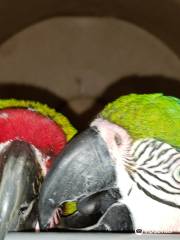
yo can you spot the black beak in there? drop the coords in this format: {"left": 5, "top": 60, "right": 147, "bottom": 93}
{"left": 39, "top": 127, "right": 117, "bottom": 229}
{"left": 0, "top": 140, "right": 42, "bottom": 240}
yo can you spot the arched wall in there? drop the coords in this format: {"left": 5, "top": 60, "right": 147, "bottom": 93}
{"left": 0, "top": 0, "right": 180, "bottom": 57}
{"left": 0, "top": 1, "right": 180, "bottom": 129}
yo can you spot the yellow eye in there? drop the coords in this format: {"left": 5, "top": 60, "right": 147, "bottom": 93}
{"left": 62, "top": 201, "right": 77, "bottom": 217}
{"left": 172, "top": 165, "right": 180, "bottom": 183}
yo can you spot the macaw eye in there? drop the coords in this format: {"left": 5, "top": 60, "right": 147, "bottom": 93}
{"left": 19, "top": 204, "right": 29, "bottom": 215}
{"left": 114, "top": 134, "right": 122, "bottom": 146}
{"left": 172, "top": 165, "right": 180, "bottom": 183}
{"left": 18, "top": 200, "right": 35, "bottom": 218}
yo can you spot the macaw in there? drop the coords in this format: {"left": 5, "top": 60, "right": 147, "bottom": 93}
{"left": 0, "top": 99, "right": 76, "bottom": 240}
{"left": 38, "top": 93, "right": 180, "bottom": 233}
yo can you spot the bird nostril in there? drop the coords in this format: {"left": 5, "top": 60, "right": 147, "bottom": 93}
{"left": 48, "top": 198, "right": 56, "bottom": 208}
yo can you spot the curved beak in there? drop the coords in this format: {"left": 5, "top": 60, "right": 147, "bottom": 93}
{"left": 0, "top": 140, "right": 42, "bottom": 240}
{"left": 39, "top": 127, "right": 117, "bottom": 229}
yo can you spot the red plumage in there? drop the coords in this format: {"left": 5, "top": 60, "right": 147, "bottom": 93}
{"left": 0, "top": 108, "right": 67, "bottom": 170}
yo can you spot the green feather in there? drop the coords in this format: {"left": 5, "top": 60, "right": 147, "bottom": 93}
{"left": 0, "top": 99, "right": 77, "bottom": 141}
{"left": 101, "top": 93, "right": 180, "bottom": 148}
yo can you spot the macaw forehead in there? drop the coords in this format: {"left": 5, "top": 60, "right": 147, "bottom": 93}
{"left": 101, "top": 93, "right": 180, "bottom": 148}
{"left": 0, "top": 99, "right": 77, "bottom": 141}
{"left": 0, "top": 99, "right": 77, "bottom": 171}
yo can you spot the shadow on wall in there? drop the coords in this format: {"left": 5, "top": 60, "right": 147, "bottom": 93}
{"left": 98, "top": 75, "right": 180, "bottom": 104}
{"left": 0, "top": 83, "right": 79, "bottom": 127}
{"left": 0, "top": 83, "right": 66, "bottom": 108}
{"left": 79, "top": 75, "right": 180, "bottom": 130}
{"left": 0, "top": 75, "right": 180, "bottom": 131}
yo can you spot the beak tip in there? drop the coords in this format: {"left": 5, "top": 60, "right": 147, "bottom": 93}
{"left": 38, "top": 217, "right": 48, "bottom": 231}
{"left": 38, "top": 203, "right": 53, "bottom": 231}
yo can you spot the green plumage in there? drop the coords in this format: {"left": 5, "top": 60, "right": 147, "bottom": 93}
{"left": 101, "top": 93, "right": 180, "bottom": 148}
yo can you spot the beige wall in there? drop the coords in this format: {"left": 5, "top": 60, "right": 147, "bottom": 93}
{"left": 0, "top": 18, "right": 180, "bottom": 109}
{"left": 0, "top": 1, "right": 180, "bottom": 128}
{"left": 0, "top": 0, "right": 180, "bottom": 57}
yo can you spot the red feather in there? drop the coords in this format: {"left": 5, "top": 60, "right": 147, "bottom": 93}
{"left": 0, "top": 108, "right": 67, "bottom": 171}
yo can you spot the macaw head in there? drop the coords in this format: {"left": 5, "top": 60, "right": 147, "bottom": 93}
{"left": 38, "top": 94, "right": 180, "bottom": 232}
{"left": 0, "top": 99, "right": 76, "bottom": 240}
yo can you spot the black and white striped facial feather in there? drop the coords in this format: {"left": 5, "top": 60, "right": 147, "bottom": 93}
{"left": 92, "top": 118, "right": 180, "bottom": 232}
{"left": 130, "top": 139, "right": 180, "bottom": 209}
{"left": 92, "top": 118, "right": 180, "bottom": 207}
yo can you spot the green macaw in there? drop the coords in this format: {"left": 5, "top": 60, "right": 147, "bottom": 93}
{"left": 0, "top": 99, "right": 76, "bottom": 240}
{"left": 38, "top": 93, "right": 180, "bottom": 233}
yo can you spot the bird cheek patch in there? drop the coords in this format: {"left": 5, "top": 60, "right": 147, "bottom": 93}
{"left": 91, "top": 118, "right": 132, "bottom": 164}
